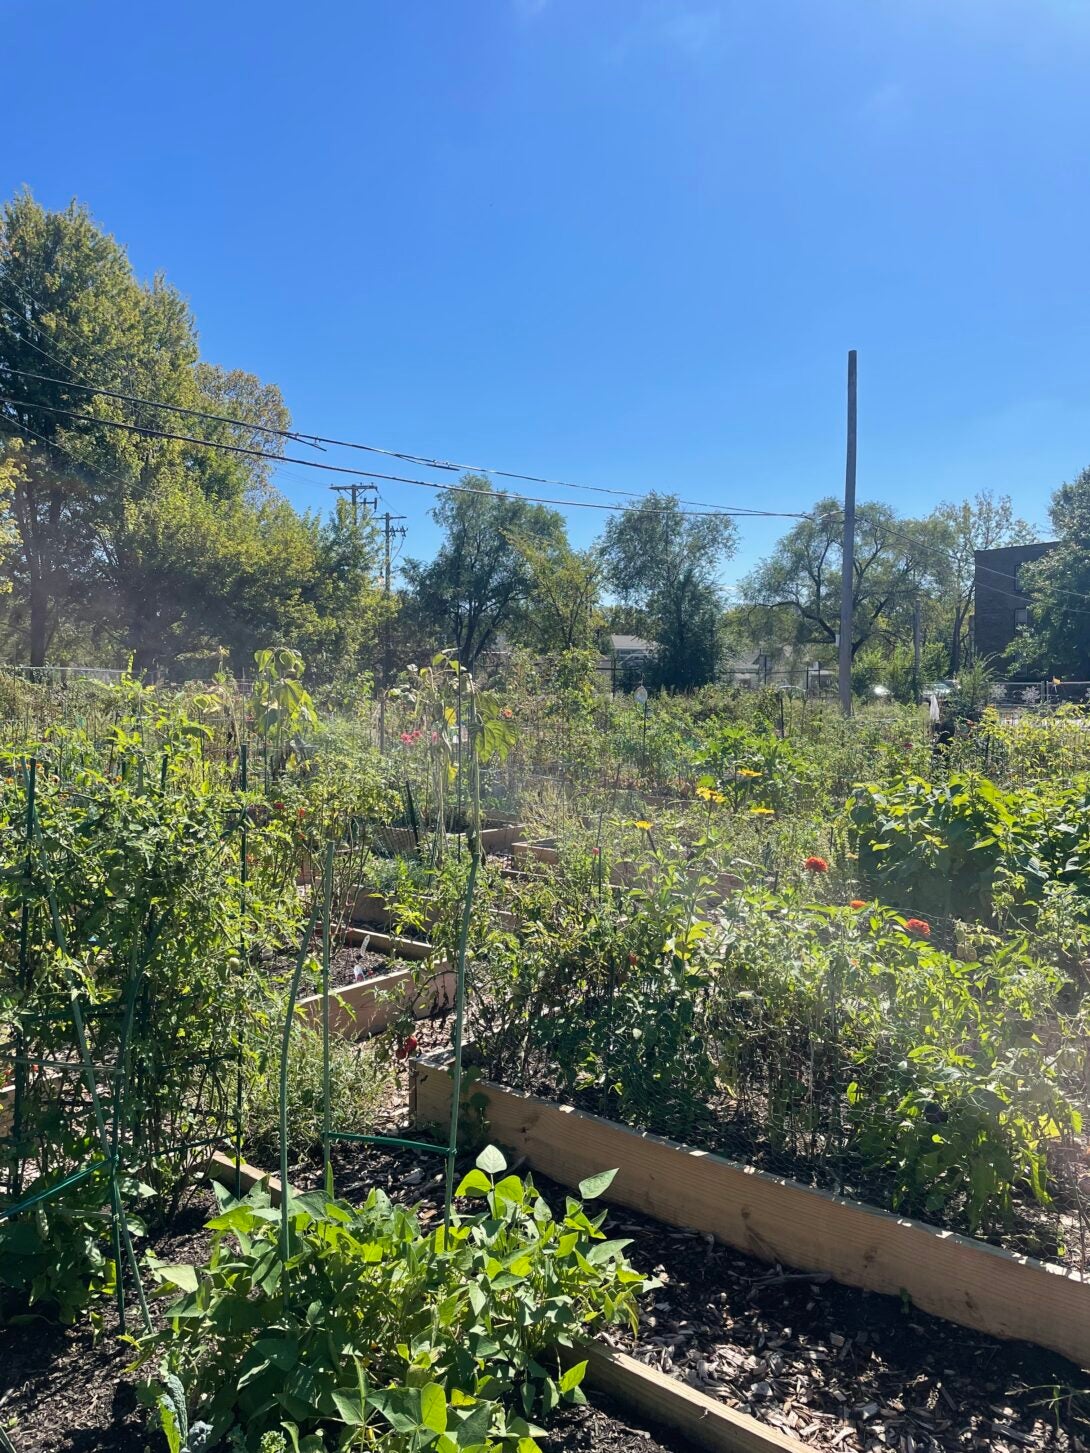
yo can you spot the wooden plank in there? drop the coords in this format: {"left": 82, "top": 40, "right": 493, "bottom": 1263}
{"left": 207, "top": 1149, "right": 285, "bottom": 1205}
{"left": 573, "top": 1343, "right": 808, "bottom": 1453}
{"left": 412, "top": 1056, "right": 1090, "bottom": 1369}
{"left": 299, "top": 962, "right": 453, "bottom": 1040}
{"left": 511, "top": 841, "right": 559, "bottom": 865}
{"left": 341, "top": 927, "right": 435, "bottom": 961}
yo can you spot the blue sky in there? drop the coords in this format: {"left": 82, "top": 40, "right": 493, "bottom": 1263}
{"left": 4, "top": 0, "right": 1090, "bottom": 585}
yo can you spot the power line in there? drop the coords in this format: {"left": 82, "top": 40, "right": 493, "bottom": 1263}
{"left": 0, "top": 395, "right": 812, "bottom": 520}
{"left": 0, "top": 349, "right": 326, "bottom": 456}
{"left": 0, "top": 361, "right": 803, "bottom": 519}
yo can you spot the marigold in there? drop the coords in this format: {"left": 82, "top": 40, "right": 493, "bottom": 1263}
{"left": 905, "top": 917, "right": 931, "bottom": 937}
{"left": 804, "top": 856, "right": 830, "bottom": 873}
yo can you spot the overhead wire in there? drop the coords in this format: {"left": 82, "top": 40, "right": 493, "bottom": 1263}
{"left": 0, "top": 395, "right": 814, "bottom": 521}
{"left": 0, "top": 360, "right": 802, "bottom": 518}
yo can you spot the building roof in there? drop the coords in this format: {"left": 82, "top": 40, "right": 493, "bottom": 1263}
{"left": 608, "top": 634, "right": 658, "bottom": 654}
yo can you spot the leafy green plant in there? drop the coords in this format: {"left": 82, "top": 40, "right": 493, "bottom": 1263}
{"left": 137, "top": 1148, "right": 650, "bottom": 1452}
{"left": 244, "top": 1019, "right": 389, "bottom": 1169}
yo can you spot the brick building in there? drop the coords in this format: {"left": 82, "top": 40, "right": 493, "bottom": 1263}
{"left": 972, "top": 541, "right": 1057, "bottom": 662}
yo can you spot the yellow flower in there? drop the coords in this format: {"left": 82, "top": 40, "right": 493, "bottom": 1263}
{"left": 634, "top": 819, "right": 653, "bottom": 831}
{"left": 750, "top": 806, "right": 775, "bottom": 817}
{"left": 710, "top": 790, "right": 727, "bottom": 804}
{"left": 737, "top": 768, "right": 762, "bottom": 779}
{"left": 696, "top": 784, "right": 713, "bottom": 801}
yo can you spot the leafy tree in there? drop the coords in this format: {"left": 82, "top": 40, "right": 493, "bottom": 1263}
{"left": 928, "top": 492, "right": 1036, "bottom": 672}
{"left": 508, "top": 532, "right": 601, "bottom": 652}
{"left": 598, "top": 493, "right": 737, "bottom": 691}
{"left": 401, "top": 475, "right": 565, "bottom": 668}
{"left": 0, "top": 190, "right": 379, "bottom": 679}
{"left": 1014, "top": 466, "right": 1090, "bottom": 678}
{"left": 743, "top": 498, "right": 944, "bottom": 661}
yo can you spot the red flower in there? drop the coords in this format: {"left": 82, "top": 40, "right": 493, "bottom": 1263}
{"left": 396, "top": 1034, "right": 419, "bottom": 1062}
{"left": 274, "top": 800, "right": 285, "bottom": 811}
{"left": 804, "top": 856, "right": 830, "bottom": 873}
{"left": 399, "top": 732, "right": 414, "bottom": 745}
{"left": 850, "top": 899, "right": 867, "bottom": 909}
{"left": 297, "top": 807, "right": 307, "bottom": 818}
{"left": 905, "top": 918, "right": 931, "bottom": 938}
{"left": 628, "top": 951, "right": 638, "bottom": 966}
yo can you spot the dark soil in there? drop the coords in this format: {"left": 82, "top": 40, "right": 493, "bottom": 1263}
{"left": 0, "top": 1185, "right": 217, "bottom": 1453}
{"left": 266, "top": 943, "right": 395, "bottom": 996}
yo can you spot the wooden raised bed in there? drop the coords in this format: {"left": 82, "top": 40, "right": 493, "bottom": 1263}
{"left": 410, "top": 1050, "right": 1090, "bottom": 1371}
{"left": 205, "top": 1152, "right": 806, "bottom": 1453}
{"left": 511, "top": 838, "right": 559, "bottom": 865}
{"left": 300, "top": 929, "right": 452, "bottom": 1040}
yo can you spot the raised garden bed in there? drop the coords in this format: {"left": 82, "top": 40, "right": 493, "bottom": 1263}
{"left": 296, "top": 929, "right": 453, "bottom": 1041}
{"left": 206, "top": 1151, "right": 807, "bottom": 1453}
{"left": 410, "top": 1049, "right": 1090, "bottom": 1372}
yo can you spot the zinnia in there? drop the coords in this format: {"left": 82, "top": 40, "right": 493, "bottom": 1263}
{"left": 850, "top": 899, "right": 867, "bottom": 909}
{"left": 905, "top": 917, "right": 931, "bottom": 937}
{"left": 804, "top": 856, "right": 830, "bottom": 873}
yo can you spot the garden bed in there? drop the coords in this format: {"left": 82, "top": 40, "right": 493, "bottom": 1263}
{"left": 291, "top": 1131, "right": 1090, "bottom": 1453}
{"left": 410, "top": 1050, "right": 1090, "bottom": 1372}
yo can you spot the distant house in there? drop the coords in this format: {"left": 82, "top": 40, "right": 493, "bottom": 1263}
{"left": 604, "top": 634, "right": 659, "bottom": 691}
{"left": 973, "top": 542, "right": 1057, "bottom": 662}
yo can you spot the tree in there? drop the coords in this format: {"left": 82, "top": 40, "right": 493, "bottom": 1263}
{"left": 401, "top": 476, "right": 566, "bottom": 668}
{"left": 1013, "top": 466, "right": 1090, "bottom": 678}
{"left": 743, "top": 499, "right": 944, "bottom": 661}
{"left": 929, "top": 493, "right": 1036, "bottom": 672}
{"left": 598, "top": 494, "right": 737, "bottom": 691}
{"left": 0, "top": 190, "right": 376, "bottom": 679}
{"left": 508, "top": 532, "right": 601, "bottom": 652}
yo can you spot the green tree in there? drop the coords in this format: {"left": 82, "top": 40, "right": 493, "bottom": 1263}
{"left": 598, "top": 493, "right": 737, "bottom": 691}
{"left": 743, "top": 499, "right": 943, "bottom": 661}
{"left": 401, "top": 475, "right": 566, "bottom": 667}
{"left": 1014, "top": 466, "right": 1090, "bottom": 678}
{"left": 0, "top": 190, "right": 376, "bottom": 679}
{"left": 929, "top": 492, "right": 1036, "bottom": 672}
{"left": 508, "top": 532, "right": 601, "bottom": 651}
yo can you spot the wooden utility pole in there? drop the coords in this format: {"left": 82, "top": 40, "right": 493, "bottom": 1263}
{"left": 378, "top": 510, "right": 406, "bottom": 752}
{"left": 329, "top": 481, "right": 377, "bottom": 525}
{"left": 913, "top": 596, "right": 922, "bottom": 702}
{"left": 838, "top": 350, "right": 858, "bottom": 714}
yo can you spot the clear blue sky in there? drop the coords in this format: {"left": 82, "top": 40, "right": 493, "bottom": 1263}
{"left": 4, "top": 0, "right": 1089, "bottom": 585}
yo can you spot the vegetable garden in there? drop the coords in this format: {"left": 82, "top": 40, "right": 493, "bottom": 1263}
{"left": 3, "top": 654, "right": 1090, "bottom": 1453}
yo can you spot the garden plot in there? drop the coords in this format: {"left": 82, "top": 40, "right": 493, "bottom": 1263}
{"left": 290, "top": 1131, "right": 1089, "bottom": 1453}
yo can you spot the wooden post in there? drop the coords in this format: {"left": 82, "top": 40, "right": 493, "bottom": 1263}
{"left": 838, "top": 350, "right": 858, "bottom": 714}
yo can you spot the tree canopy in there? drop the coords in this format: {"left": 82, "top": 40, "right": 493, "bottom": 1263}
{"left": 0, "top": 191, "right": 382, "bottom": 676}
{"left": 1014, "top": 467, "right": 1090, "bottom": 678}
{"left": 599, "top": 494, "right": 737, "bottom": 691}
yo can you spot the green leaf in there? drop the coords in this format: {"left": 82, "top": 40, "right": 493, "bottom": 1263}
{"left": 455, "top": 1169, "right": 493, "bottom": 1198}
{"left": 331, "top": 1388, "right": 369, "bottom": 1425}
{"left": 577, "top": 1168, "right": 617, "bottom": 1199}
{"left": 155, "top": 1262, "right": 198, "bottom": 1292}
{"left": 420, "top": 1383, "right": 448, "bottom": 1434}
{"left": 559, "top": 1359, "right": 588, "bottom": 1393}
{"left": 476, "top": 1145, "right": 507, "bottom": 1176}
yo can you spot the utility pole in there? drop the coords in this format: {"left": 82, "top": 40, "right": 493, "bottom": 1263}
{"left": 378, "top": 510, "right": 407, "bottom": 753}
{"left": 913, "top": 596, "right": 922, "bottom": 702}
{"left": 329, "top": 481, "right": 378, "bottom": 526}
{"left": 838, "top": 350, "right": 858, "bottom": 714}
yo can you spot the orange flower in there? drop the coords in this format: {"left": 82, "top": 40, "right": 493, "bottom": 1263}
{"left": 850, "top": 899, "right": 867, "bottom": 909}
{"left": 905, "top": 917, "right": 931, "bottom": 937}
{"left": 804, "top": 856, "right": 830, "bottom": 873}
